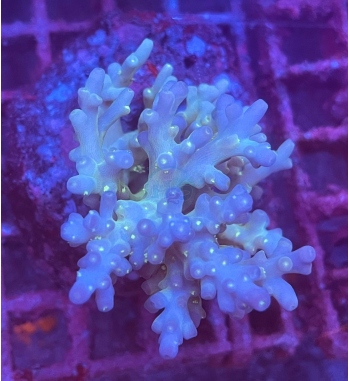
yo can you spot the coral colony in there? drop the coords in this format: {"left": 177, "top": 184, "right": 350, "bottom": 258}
{"left": 61, "top": 39, "right": 316, "bottom": 359}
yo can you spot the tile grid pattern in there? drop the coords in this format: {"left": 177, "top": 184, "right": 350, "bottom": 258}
{"left": 1, "top": 0, "right": 347, "bottom": 380}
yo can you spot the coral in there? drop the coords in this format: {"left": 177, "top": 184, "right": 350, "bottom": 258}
{"left": 61, "top": 39, "right": 316, "bottom": 359}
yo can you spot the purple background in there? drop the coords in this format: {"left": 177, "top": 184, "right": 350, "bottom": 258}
{"left": 1, "top": 0, "right": 347, "bottom": 380}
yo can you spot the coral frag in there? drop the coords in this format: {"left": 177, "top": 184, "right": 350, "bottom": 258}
{"left": 61, "top": 39, "right": 315, "bottom": 359}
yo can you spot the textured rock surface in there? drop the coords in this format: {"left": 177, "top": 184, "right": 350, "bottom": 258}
{"left": 2, "top": 1, "right": 347, "bottom": 380}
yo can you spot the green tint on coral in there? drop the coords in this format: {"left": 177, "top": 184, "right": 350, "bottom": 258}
{"left": 61, "top": 39, "right": 315, "bottom": 359}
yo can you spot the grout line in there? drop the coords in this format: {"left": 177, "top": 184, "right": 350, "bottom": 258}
{"left": 228, "top": 316, "right": 253, "bottom": 365}
{"left": 5, "top": 290, "right": 67, "bottom": 312}
{"left": 32, "top": 0, "right": 52, "bottom": 69}
{"left": 303, "top": 189, "right": 348, "bottom": 217}
{"left": 66, "top": 304, "right": 91, "bottom": 364}
{"left": 171, "top": 13, "right": 238, "bottom": 24}
{"left": 280, "top": 308, "right": 298, "bottom": 340}
{"left": 296, "top": 125, "right": 348, "bottom": 143}
{"left": 229, "top": 0, "right": 258, "bottom": 100}
{"left": 1, "top": 277, "right": 15, "bottom": 381}
{"left": 263, "top": 24, "right": 347, "bottom": 358}
{"left": 208, "top": 300, "right": 231, "bottom": 346}
{"left": 2, "top": 20, "right": 93, "bottom": 39}
{"left": 1, "top": 90, "right": 36, "bottom": 102}
{"left": 328, "top": 267, "right": 348, "bottom": 280}
{"left": 278, "top": 58, "right": 348, "bottom": 79}
{"left": 252, "top": 330, "right": 299, "bottom": 352}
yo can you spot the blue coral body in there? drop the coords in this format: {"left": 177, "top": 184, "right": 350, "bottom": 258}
{"left": 61, "top": 39, "right": 315, "bottom": 359}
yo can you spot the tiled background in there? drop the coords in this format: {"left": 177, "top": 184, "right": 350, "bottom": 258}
{"left": 1, "top": 0, "right": 347, "bottom": 380}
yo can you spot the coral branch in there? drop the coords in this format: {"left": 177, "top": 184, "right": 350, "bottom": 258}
{"left": 61, "top": 39, "right": 316, "bottom": 358}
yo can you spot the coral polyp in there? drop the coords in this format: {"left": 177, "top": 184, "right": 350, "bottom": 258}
{"left": 61, "top": 39, "right": 315, "bottom": 359}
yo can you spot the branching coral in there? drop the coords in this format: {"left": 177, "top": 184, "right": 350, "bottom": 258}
{"left": 61, "top": 39, "right": 316, "bottom": 359}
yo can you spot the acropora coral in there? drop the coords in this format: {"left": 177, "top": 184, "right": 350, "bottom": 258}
{"left": 61, "top": 39, "right": 316, "bottom": 359}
